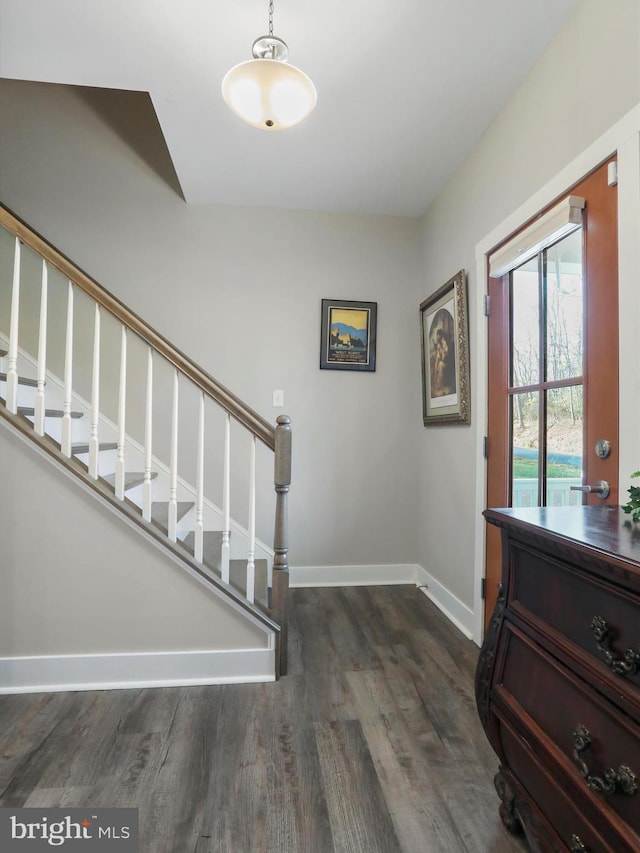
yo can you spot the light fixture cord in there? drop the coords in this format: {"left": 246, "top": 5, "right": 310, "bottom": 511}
{"left": 268, "top": 0, "right": 274, "bottom": 36}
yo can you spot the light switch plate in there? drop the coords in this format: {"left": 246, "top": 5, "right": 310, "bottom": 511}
{"left": 273, "top": 389, "right": 284, "bottom": 407}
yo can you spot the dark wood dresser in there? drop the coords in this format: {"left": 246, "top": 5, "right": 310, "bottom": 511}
{"left": 476, "top": 506, "right": 640, "bottom": 853}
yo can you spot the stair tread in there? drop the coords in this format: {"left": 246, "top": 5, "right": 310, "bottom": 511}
{"left": 18, "top": 406, "right": 83, "bottom": 418}
{"left": 72, "top": 441, "right": 118, "bottom": 454}
{"left": 181, "top": 531, "right": 268, "bottom": 603}
{"left": 182, "top": 530, "right": 224, "bottom": 566}
{"left": 103, "top": 471, "right": 158, "bottom": 491}
{"left": 0, "top": 372, "right": 39, "bottom": 387}
{"left": 230, "top": 558, "right": 269, "bottom": 607}
{"left": 151, "top": 501, "right": 195, "bottom": 529}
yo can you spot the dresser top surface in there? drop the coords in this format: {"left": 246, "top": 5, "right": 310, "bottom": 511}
{"left": 484, "top": 505, "right": 640, "bottom": 571}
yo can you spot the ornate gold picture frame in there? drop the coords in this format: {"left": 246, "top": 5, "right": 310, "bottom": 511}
{"left": 420, "top": 270, "right": 470, "bottom": 425}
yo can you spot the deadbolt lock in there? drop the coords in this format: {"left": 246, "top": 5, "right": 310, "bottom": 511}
{"left": 595, "top": 439, "right": 611, "bottom": 459}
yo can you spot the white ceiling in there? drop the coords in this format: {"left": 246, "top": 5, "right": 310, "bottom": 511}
{"left": 0, "top": 0, "right": 579, "bottom": 217}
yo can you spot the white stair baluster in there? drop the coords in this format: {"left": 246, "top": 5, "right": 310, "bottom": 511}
{"left": 221, "top": 413, "right": 231, "bottom": 583}
{"left": 88, "top": 302, "right": 100, "bottom": 475}
{"left": 61, "top": 282, "right": 74, "bottom": 456}
{"left": 194, "top": 391, "right": 205, "bottom": 563}
{"left": 115, "top": 326, "right": 127, "bottom": 499}
{"left": 168, "top": 368, "right": 179, "bottom": 542}
{"left": 6, "top": 237, "right": 21, "bottom": 413}
{"left": 246, "top": 434, "right": 256, "bottom": 603}
{"left": 34, "top": 259, "right": 48, "bottom": 435}
{"left": 142, "top": 348, "right": 153, "bottom": 521}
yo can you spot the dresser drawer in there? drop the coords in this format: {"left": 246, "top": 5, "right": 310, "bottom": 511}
{"left": 496, "top": 624, "right": 640, "bottom": 839}
{"left": 495, "top": 708, "right": 631, "bottom": 853}
{"left": 508, "top": 542, "right": 640, "bottom": 691}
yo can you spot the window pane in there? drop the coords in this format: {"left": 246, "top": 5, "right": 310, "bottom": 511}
{"left": 546, "top": 229, "right": 583, "bottom": 381}
{"left": 511, "top": 257, "right": 539, "bottom": 388}
{"left": 511, "top": 391, "right": 539, "bottom": 507}
{"left": 546, "top": 386, "right": 583, "bottom": 506}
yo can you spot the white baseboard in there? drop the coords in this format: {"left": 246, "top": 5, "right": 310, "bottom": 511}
{"left": 0, "top": 648, "right": 274, "bottom": 694}
{"left": 289, "top": 562, "right": 475, "bottom": 641}
{"left": 289, "top": 563, "right": 421, "bottom": 587}
{"left": 414, "top": 565, "right": 474, "bottom": 640}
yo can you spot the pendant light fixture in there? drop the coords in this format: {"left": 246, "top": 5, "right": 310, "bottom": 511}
{"left": 222, "top": 0, "right": 316, "bottom": 131}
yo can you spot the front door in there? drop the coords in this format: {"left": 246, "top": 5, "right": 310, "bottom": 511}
{"left": 484, "top": 158, "right": 619, "bottom": 628}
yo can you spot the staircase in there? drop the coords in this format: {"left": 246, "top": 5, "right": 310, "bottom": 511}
{"left": 0, "top": 205, "right": 291, "bottom": 677}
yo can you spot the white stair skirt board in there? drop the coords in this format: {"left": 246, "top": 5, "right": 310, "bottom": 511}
{"left": 0, "top": 648, "right": 275, "bottom": 694}
{"left": 289, "top": 563, "right": 474, "bottom": 641}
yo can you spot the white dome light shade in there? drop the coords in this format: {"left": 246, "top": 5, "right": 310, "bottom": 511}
{"left": 222, "top": 58, "right": 317, "bottom": 130}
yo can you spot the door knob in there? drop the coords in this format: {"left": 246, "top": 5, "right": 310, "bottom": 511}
{"left": 570, "top": 480, "right": 610, "bottom": 499}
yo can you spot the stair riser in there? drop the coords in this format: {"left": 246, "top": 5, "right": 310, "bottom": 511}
{"left": 0, "top": 356, "right": 65, "bottom": 409}
{"left": 1, "top": 380, "right": 37, "bottom": 406}
{"left": 73, "top": 447, "right": 117, "bottom": 478}
{"left": 19, "top": 413, "right": 65, "bottom": 446}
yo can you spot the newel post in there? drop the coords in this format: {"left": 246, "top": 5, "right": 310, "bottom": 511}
{"left": 273, "top": 414, "right": 292, "bottom": 678}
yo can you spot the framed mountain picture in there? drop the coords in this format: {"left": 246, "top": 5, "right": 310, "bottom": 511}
{"left": 320, "top": 299, "right": 377, "bottom": 372}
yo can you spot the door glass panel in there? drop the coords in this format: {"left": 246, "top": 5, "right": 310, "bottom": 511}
{"left": 546, "top": 386, "right": 583, "bottom": 506}
{"left": 511, "top": 257, "right": 539, "bottom": 387}
{"left": 546, "top": 229, "right": 583, "bottom": 381}
{"left": 511, "top": 391, "right": 539, "bottom": 507}
{"left": 508, "top": 229, "right": 585, "bottom": 510}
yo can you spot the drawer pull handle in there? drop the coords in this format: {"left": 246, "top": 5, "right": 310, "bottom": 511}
{"left": 570, "top": 836, "right": 587, "bottom": 853}
{"left": 591, "top": 616, "right": 640, "bottom": 678}
{"left": 572, "top": 724, "right": 638, "bottom": 796}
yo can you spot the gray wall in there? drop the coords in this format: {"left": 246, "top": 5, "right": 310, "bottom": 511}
{"left": 417, "top": 0, "right": 640, "bottom": 608}
{"left": 0, "top": 79, "right": 423, "bottom": 579}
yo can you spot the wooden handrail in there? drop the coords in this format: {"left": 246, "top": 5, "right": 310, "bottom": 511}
{"left": 0, "top": 205, "right": 275, "bottom": 450}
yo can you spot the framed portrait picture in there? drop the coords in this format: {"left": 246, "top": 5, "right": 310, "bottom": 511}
{"left": 320, "top": 299, "right": 377, "bottom": 372}
{"left": 420, "top": 270, "right": 470, "bottom": 425}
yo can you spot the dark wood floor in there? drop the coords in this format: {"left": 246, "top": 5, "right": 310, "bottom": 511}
{"left": 0, "top": 586, "right": 527, "bottom": 852}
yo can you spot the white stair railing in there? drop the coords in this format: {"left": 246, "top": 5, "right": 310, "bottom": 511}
{"left": 168, "top": 368, "right": 179, "bottom": 542}
{"left": 143, "top": 346, "right": 153, "bottom": 521}
{"left": 194, "top": 391, "right": 205, "bottom": 564}
{"left": 34, "top": 259, "right": 48, "bottom": 436}
{"left": 62, "top": 281, "right": 75, "bottom": 458}
{"left": 246, "top": 434, "right": 256, "bottom": 604}
{"left": 0, "top": 205, "right": 290, "bottom": 675}
{"left": 221, "top": 412, "right": 231, "bottom": 584}
{"left": 88, "top": 301, "right": 100, "bottom": 473}
{"left": 115, "top": 325, "right": 127, "bottom": 499}
{"left": 6, "top": 237, "right": 20, "bottom": 414}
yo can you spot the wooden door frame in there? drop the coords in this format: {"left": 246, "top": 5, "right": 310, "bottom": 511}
{"left": 485, "top": 160, "right": 619, "bottom": 635}
{"left": 470, "top": 107, "right": 640, "bottom": 647}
